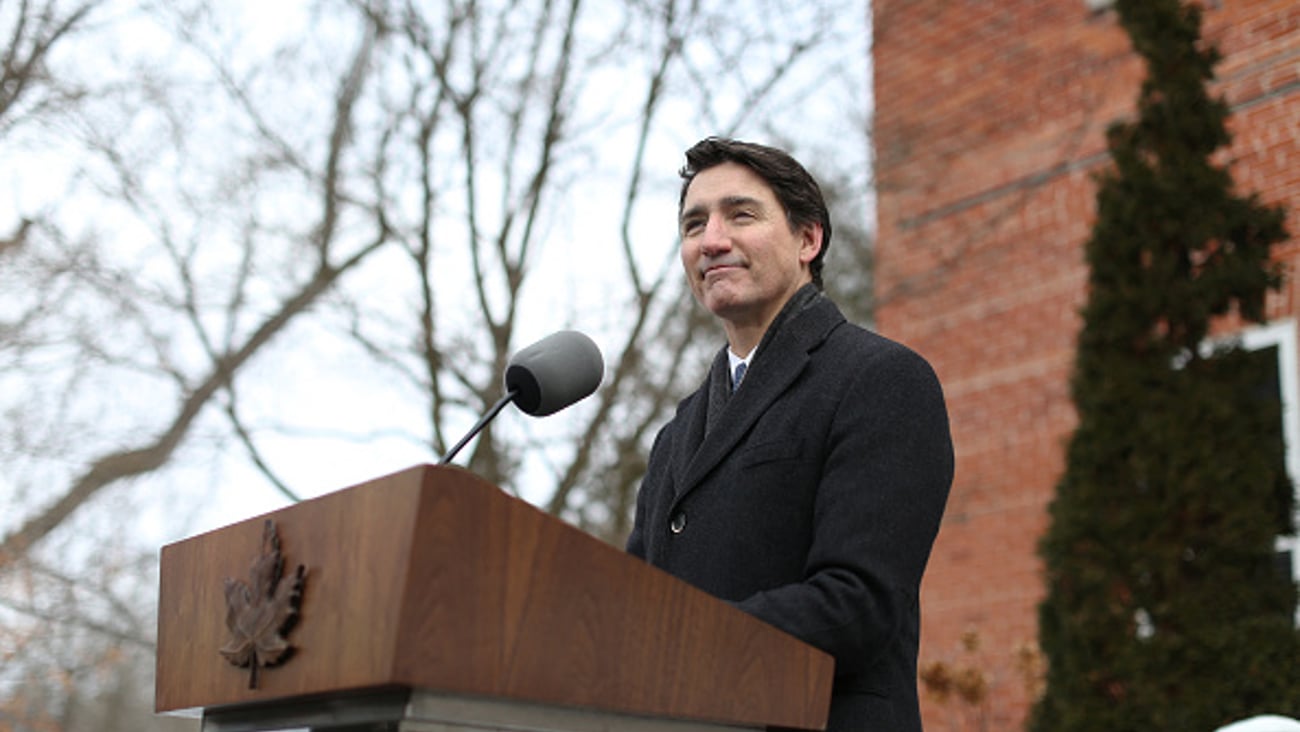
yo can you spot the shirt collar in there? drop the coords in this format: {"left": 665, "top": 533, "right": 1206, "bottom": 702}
{"left": 727, "top": 347, "right": 753, "bottom": 374}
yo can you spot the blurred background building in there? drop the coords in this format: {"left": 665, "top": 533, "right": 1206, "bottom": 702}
{"left": 872, "top": 1, "right": 1300, "bottom": 728}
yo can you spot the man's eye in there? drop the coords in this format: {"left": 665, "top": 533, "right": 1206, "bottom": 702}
{"left": 682, "top": 219, "right": 704, "bottom": 235}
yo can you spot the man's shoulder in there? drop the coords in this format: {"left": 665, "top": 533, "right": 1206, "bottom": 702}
{"left": 764, "top": 293, "right": 939, "bottom": 380}
{"left": 841, "top": 323, "right": 914, "bottom": 351}
{"left": 820, "top": 315, "right": 914, "bottom": 355}
{"left": 818, "top": 319, "right": 942, "bottom": 382}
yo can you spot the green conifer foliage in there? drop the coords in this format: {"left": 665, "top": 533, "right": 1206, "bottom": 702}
{"left": 1030, "top": 1, "right": 1300, "bottom": 729}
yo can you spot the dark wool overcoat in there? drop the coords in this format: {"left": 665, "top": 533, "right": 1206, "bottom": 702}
{"left": 627, "top": 287, "right": 954, "bottom": 732}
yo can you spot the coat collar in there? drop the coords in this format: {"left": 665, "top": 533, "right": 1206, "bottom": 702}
{"left": 671, "top": 285, "right": 845, "bottom": 503}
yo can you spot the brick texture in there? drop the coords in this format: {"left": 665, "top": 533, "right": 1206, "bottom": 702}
{"left": 872, "top": 1, "right": 1300, "bottom": 729}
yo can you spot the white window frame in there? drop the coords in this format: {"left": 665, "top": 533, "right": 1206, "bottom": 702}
{"left": 1236, "top": 319, "right": 1300, "bottom": 624}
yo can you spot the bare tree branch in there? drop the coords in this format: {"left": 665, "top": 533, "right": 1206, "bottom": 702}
{"left": 0, "top": 7, "right": 392, "bottom": 561}
{"left": 0, "top": 234, "right": 387, "bottom": 561}
{"left": 0, "top": 218, "right": 32, "bottom": 257}
{"left": 0, "top": 0, "right": 101, "bottom": 126}
{"left": 223, "top": 387, "right": 302, "bottom": 503}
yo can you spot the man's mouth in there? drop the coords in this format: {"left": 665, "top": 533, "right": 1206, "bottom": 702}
{"left": 702, "top": 261, "right": 742, "bottom": 277}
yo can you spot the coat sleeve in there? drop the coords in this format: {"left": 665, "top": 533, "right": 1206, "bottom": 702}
{"left": 733, "top": 342, "right": 953, "bottom": 675}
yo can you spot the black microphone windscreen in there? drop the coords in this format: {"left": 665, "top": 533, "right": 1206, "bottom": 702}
{"left": 504, "top": 330, "right": 604, "bottom": 416}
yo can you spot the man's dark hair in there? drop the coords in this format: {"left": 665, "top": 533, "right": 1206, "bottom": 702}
{"left": 678, "top": 136, "right": 832, "bottom": 289}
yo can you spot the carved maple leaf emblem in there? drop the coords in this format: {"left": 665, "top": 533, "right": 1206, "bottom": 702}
{"left": 219, "top": 519, "right": 307, "bottom": 689}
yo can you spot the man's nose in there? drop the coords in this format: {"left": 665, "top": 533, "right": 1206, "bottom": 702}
{"left": 699, "top": 216, "right": 730, "bottom": 256}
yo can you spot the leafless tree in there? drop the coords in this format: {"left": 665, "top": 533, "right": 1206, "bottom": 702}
{"left": 0, "top": 0, "right": 870, "bottom": 726}
{"left": 1, "top": 1, "right": 394, "bottom": 562}
{"left": 282, "top": 0, "right": 870, "bottom": 544}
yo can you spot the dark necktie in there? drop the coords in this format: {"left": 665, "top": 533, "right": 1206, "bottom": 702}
{"left": 732, "top": 362, "right": 747, "bottom": 393}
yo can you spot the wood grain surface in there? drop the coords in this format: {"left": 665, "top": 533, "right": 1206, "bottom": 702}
{"left": 155, "top": 465, "right": 832, "bottom": 729}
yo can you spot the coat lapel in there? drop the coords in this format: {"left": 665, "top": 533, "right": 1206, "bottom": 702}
{"left": 671, "top": 287, "right": 844, "bottom": 503}
{"left": 665, "top": 352, "right": 721, "bottom": 495}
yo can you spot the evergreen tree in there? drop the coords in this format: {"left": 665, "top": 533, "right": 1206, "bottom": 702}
{"left": 1031, "top": 1, "right": 1300, "bottom": 730}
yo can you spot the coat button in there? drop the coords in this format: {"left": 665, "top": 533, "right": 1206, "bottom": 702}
{"left": 669, "top": 511, "right": 687, "bottom": 534}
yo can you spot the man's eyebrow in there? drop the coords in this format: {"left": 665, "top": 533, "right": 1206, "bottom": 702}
{"left": 679, "top": 203, "right": 707, "bottom": 224}
{"left": 679, "top": 195, "right": 765, "bottom": 224}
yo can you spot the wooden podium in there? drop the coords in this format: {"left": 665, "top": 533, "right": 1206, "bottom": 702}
{"left": 156, "top": 464, "right": 834, "bottom": 731}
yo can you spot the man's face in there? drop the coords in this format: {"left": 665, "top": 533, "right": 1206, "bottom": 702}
{"left": 679, "top": 162, "right": 821, "bottom": 336}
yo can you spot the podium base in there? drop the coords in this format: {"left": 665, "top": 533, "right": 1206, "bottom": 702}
{"left": 200, "top": 688, "right": 762, "bottom": 732}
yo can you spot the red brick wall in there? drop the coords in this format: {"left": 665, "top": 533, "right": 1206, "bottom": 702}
{"left": 872, "top": 1, "right": 1300, "bottom": 729}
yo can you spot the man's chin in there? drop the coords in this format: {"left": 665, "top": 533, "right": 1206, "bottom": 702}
{"left": 703, "top": 295, "right": 751, "bottom": 321}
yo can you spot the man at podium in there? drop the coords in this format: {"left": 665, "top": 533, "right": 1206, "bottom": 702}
{"left": 627, "top": 137, "right": 954, "bottom": 732}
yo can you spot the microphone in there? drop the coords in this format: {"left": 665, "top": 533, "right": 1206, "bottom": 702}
{"left": 504, "top": 330, "right": 604, "bottom": 416}
{"left": 439, "top": 330, "right": 604, "bottom": 465}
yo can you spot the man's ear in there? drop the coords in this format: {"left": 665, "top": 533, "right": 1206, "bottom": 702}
{"left": 798, "top": 223, "right": 824, "bottom": 265}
